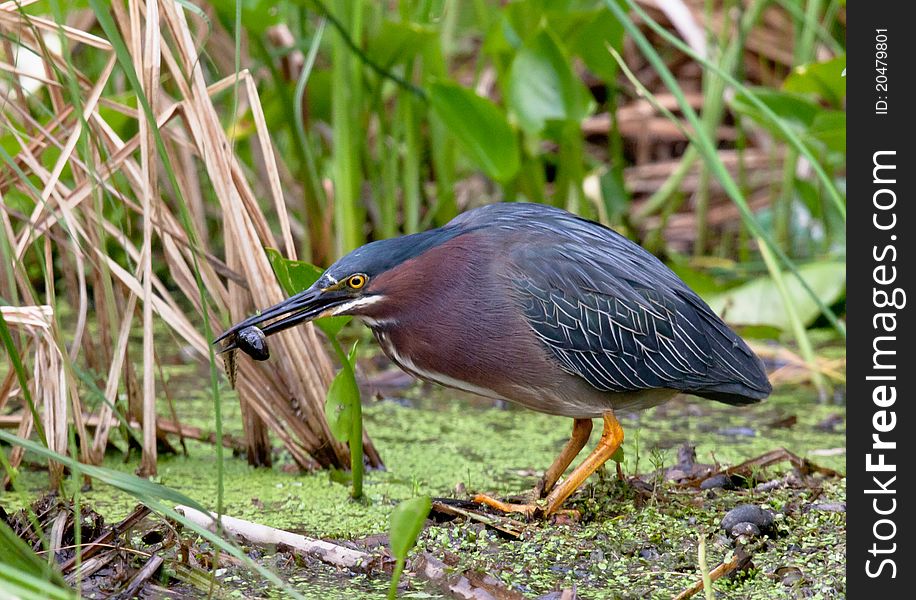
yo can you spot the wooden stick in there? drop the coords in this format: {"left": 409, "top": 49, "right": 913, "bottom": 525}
{"left": 120, "top": 554, "right": 164, "bottom": 598}
{"left": 673, "top": 553, "right": 748, "bottom": 600}
{"left": 174, "top": 505, "right": 374, "bottom": 571}
{"left": 0, "top": 415, "right": 245, "bottom": 451}
{"left": 60, "top": 505, "right": 151, "bottom": 573}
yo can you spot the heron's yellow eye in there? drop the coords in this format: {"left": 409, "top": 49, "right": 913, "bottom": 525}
{"left": 347, "top": 274, "right": 367, "bottom": 290}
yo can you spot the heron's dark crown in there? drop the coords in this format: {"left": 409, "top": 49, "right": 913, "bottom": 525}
{"left": 319, "top": 202, "right": 590, "bottom": 287}
{"left": 320, "top": 225, "right": 465, "bottom": 286}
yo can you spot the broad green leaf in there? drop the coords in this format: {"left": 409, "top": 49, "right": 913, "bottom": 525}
{"left": 265, "top": 247, "right": 322, "bottom": 293}
{"left": 508, "top": 29, "right": 593, "bottom": 134}
{"left": 324, "top": 341, "right": 359, "bottom": 442}
{"left": 428, "top": 81, "right": 520, "bottom": 182}
{"left": 501, "top": 1, "right": 545, "bottom": 48}
{"left": 367, "top": 20, "right": 438, "bottom": 67}
{"left": 705, "top": 261, "right": 845, "bottom": 330}
{"left": 805, "top": 111, "right": 846, "bottom": 155}
{"left": 210, "top": 0, "right": 283, "bottom": 35}
{"left": 783, "top": 55, "right": 847, "bottom": 107}
{"left": 667, "top": 260, "right": 734, "bottom": 299}
{"left": 265, "top": 248, "right": 350, "bottom": 338}
{"left": 547, "top": 4, "right": 625, "bottom": 82}
{"left": 389, "top": 496, "right": 432, "bottom": 560}
{"left": 730, "top": 87, "right": 821, "bottom": 135}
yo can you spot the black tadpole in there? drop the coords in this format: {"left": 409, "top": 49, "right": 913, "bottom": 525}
{"left": 236, "top": 326, "right": 270, "bottom": 361}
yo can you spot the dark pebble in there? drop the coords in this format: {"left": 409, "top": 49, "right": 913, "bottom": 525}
{"left": 730, "top": 522, "right": 761, "bottom": 538}
{"left": 236, "top": 326, "right": 270, "bottom": 361}
{"left": 700, "top": 473, "right": 735, "bottom": 490}
{"left": 639, "top": 547, "right": 660, "bottom": 561}
{"left": 721, "top": 505, "right": 775, "bottom": 536}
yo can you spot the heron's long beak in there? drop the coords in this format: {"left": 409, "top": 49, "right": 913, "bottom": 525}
{"left": 213, "top": 284, "right": 348, "bottom": 352}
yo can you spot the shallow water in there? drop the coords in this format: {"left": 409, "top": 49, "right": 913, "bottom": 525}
{"left": 1, "top": 357, "right": 845, "bottom": 598}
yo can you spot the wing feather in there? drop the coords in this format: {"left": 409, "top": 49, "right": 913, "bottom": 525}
{"left": 502, "top": 216, "right": 771, "bottom": 403}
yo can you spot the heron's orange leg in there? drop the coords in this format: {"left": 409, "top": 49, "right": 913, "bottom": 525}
{"left": 534, "top": 418, "right": 593, "bottom": 497}
{"left": 541, "top": 411, "right": 623, "bottom": 515}
{"left": 473, "top": 412, "right": 623, "bottom": 518}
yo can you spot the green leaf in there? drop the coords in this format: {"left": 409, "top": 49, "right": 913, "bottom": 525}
{"left": 324, "top": 341, "right": 359, "bottom": 442}
{"left": 730, "top": 87, "right": 846, "bottom": 159}
{"left": 805, "top": 110, "right": 846, "bottom": 155}
{"left": 265, "top": 248, "right": 350, "bottom": 338}
{"left": 611, "top": 446, "right": 625, "bottom": 463}
{"left": 0, "top": 520, "right": 69, "bottom": 593}
{"left": 389, "top": 496, "right": 432, "bottom": 560}
{"left": 730, "top": 87, "right": 821, "bottom": 135}
{"left": 783, "top": 55, "right": 847, "bottom": 107}
{"left": 428, "top": 81, "right": 520, "bottom": 182}
{"left": 548, "top": 5, "right": 625, "bottom": 82}
{"left": 667, "top": 260, "right": 734, "bottom": 299}
{"left": 210, "top": 0, "right": 283, "bottom": 35}
{"left": 0, "top": 562, "right": 74, "bottom": 600}
{"left": 0, "top": 431, "right": 209, "bottom": 513}
{"left": 705, "top": 261, "right": 845, "bottom": 331}
{"left": 367, "top": 20, "right": 438, "bottom": 68}
{"left": 508, "top": 29, "right": 593, "bottom": 134}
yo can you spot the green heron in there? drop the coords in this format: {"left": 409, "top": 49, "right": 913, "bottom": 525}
{"left": 216, "top": 203, "right": 770, "bottom": 516}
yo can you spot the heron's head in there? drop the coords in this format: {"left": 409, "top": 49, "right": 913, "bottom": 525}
{"left": 214, "top": 227, "right": 464, "bottom": 354}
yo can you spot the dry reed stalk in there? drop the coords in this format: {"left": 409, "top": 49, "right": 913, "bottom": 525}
{"left": 0, "top": 1, "right": 382, "bottom": 478}
{"left": 0, "top": 305, "right": 76, "bottom": 486}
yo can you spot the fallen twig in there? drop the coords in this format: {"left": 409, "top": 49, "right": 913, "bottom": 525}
{"left": 688, "top": 447, "right": 843, "bottom": 488}
{"left": 721, "top": 448, "right": 842, "bottom": 480}
{"left": 60, "top": 505, "right": 151, "bottom": 573}
{"left": 673, "top": 551, "right": 751, "bottom": 600}
{"left": 0, "top": 415, "right": 246, "bottom": 452}
{"left": 174, "top": 505, "right": 375, "bottom": 571}
{"left": 117, "top": 554, "right": 164, "bottom": 599}
{"left": 431, "top": 500, "right": 526, "bottom": 539}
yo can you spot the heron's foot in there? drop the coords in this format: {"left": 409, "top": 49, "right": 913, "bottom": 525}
{"left": 471, "top": 493, "right": 579, "bottom": 519}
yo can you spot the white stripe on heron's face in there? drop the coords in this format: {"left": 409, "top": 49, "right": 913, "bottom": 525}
{"left": 318, "top": 294, "right": 384, "bottom": 319}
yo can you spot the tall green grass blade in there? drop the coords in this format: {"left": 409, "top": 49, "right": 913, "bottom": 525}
{"left": 622, "top": 0, "right": 846, "bottom": 221}
{"left": 0, "top": 562, "right": 74, "bottom": 600}
{"left": 605, "top": 0, "right": 845, "bottom": 341}
{"left": 0, "top": 431, "right": 305, "bottom": 599}
{"left": 0, "top": 520, "right": 68, "bottom": 590}
{"left": 331, "top": 0, "right": 367, "bottom": 255}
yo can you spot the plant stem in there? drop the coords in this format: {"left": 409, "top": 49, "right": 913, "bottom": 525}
{"left": 388, "top": 558, "right": 406, "bottom": 600}
{"left": 331, "top": 0, "right": 366, "bottom": 255}
{"left": 758, "top": 242, "right": 826, "bottom": 396}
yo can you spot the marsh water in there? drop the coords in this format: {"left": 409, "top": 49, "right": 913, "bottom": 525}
{"left": 1, "top": 350, "right": 846, "bottom": 599}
